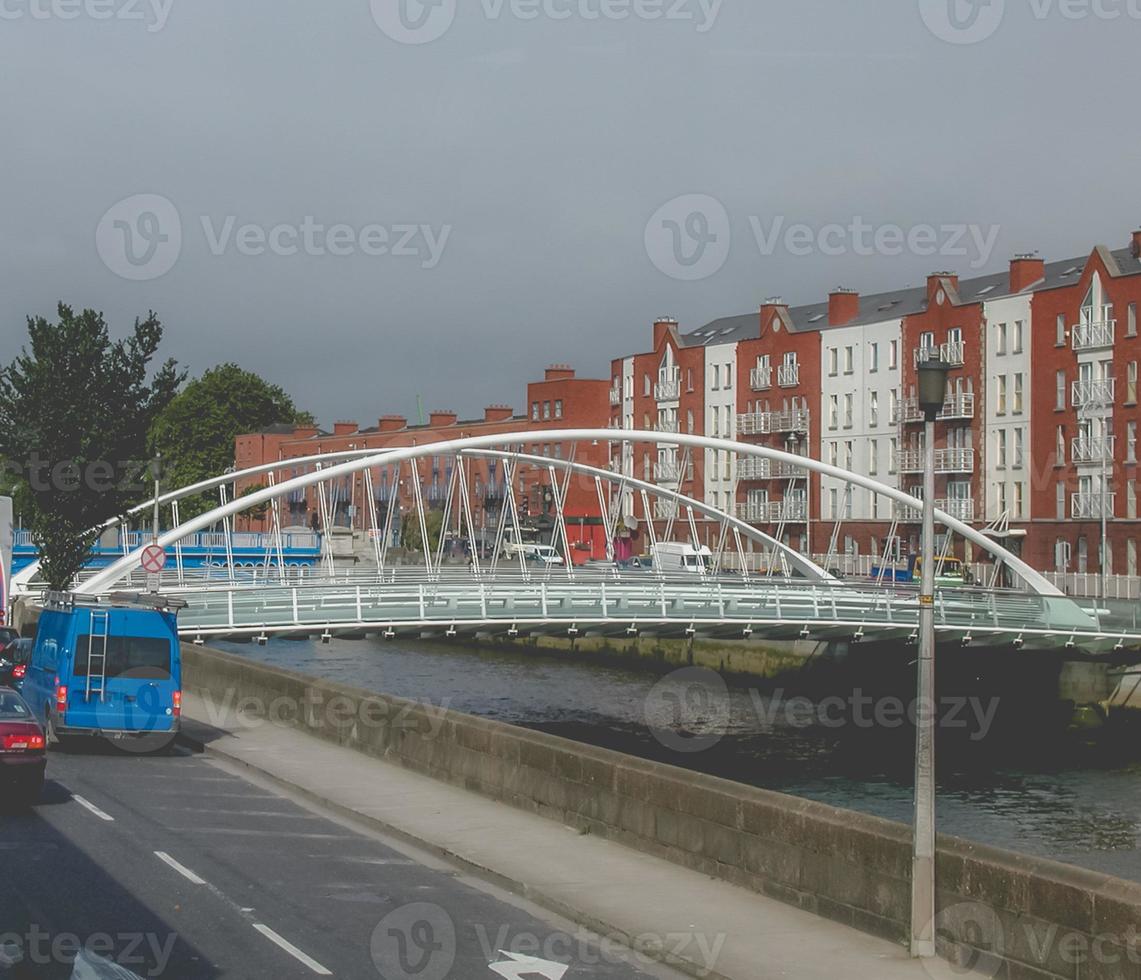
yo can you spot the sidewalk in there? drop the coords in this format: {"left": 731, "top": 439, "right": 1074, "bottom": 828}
{"left": 181, "top": 694, "right": 933, "bottom": 980}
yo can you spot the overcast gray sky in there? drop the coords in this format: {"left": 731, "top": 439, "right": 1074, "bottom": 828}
{"left": 2, "top": 0, "right": 1138, "bottom": 425}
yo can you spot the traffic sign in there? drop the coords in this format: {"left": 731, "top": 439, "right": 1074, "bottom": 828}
{"left": 140, "top": 543, "right": 167, "bottom": 574}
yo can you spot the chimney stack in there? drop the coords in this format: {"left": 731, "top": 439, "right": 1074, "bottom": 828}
{"left": 1131, "top": 227, "right": 1141, "bottom": 259}
{"left": 428, "top": 410, "right": 458, "bottom": 428}
{"left": 1009, "top": 253, "right": 1045, "bottom": 292}
{"left": 759, "top": 298, "right": 788, "bottom": 336}
{"left": 543, "top": 365, "right": 575, "bottom": 382}
{"left": 927, "top": 271, "right": 959, "bottom": 302}
{"left": 333, "top": 421, "right": 358, "bottom": 436}
{"left": 484, "top": 405, "right": 514, "bottom": 423}
{"left": 828, "top": 287, "right": 860, "bottom": 326}
{"left": 653, "top": 317, "right": 679, "bottom": 349}
{"left": 377, "top": 415, "right": 407, "bottom": 432}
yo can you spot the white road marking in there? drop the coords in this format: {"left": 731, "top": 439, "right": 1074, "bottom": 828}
{"left": 72, "top": 795, "right": 114, "bottom": 822}
{"left": 252, "top": 924, "right": 332, "bottom": 976}
{"left": 154, "top": 851, "right": 208, "bottom": 885}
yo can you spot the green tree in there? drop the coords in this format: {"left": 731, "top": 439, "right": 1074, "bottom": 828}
{"left": 400, "top": 510, "right": 444, "bottom": 555}
{"left": 0, "top": 304, "right": 183, "bottom": 590}
{"left": 149, "top": 363, "right": 313, "bottom": 520}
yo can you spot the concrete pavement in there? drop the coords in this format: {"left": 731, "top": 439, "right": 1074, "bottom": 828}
{"left": 179, "top": 693, "right": 941, "bottom": 980}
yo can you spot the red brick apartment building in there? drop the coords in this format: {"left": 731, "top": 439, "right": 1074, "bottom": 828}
{"left": 234, "top": 366, "right": 612, "bottom": 563}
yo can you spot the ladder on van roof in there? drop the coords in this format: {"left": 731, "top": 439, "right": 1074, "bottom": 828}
{"left": 85, "top": 608, "right": 111, "bottom": 702}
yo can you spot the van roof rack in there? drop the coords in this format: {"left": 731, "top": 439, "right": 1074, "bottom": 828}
{"left": 45, "top": 591, "right": 189, "bottom": 613}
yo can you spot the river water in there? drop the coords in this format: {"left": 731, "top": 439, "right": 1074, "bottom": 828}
{"left": 213, "top": 635, "right": 1141, "bottom": 883}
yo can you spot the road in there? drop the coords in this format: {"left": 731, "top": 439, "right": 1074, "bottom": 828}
{"left": 0, "top": 743, "right": 687, "bottom": 980}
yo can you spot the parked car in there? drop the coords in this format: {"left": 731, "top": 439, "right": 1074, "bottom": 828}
{"left": 0, "top": 638, "right": 33, "bottom": 690}
{"left": 0, "top": 686, "right": 47, "bottom": 805}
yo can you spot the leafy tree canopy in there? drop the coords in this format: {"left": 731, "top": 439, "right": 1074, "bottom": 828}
{"left": 149, "top": 362, "right": 314, "bottom": 520}
{"left": 0, "top": 304, "right": 183, "bottom": 590}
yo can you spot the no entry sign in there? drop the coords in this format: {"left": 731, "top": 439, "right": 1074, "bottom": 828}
{"left": 140, "top": 543, "right": 167, "bottom": 574}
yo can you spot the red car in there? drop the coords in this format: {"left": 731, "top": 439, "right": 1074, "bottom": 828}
{"left": 0, "top": 686, "right": 47, "bottom": 806}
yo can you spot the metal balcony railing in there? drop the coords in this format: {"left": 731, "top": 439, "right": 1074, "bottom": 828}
{"left": 777, "top": 364, "right": 800, "bottom": 388}
{"left": 898, "top": 448, "right": 975, "bottom": 474}
{"left": 654, "top": 499, "right": 680, "bottom": 520}
{"left": 750, "top": 367, "right": 772, "bottom": 391}
{"left": 655, "top": 419, "right": 679, "bottom": 434}
{"left": 736, "top": 457, "right": 772, "bottom": 481}
{"left": 654, "top": 370, "right": 681, "bottom": 402}
{"left": 1071, "top": 436, "right": 1114, "bottom": 464}
{"left": 915, "top": 341, "right": 966, "bottom": 368}
{"left": 935, "top": 498, "right": 975, "bottom": 522}
{"left": 737, "top": 410, "right": 810, "bottom": 436}
{"left": 1072, "top": 493, "right": 1115, "bottom": 520}
{"left": 1072, "top": 319, "right": 1115, "bottom": 352}
{"left": 736, "top": 500, "right": 769, "bottom": 523}
{"left": 1072, "top": 378, "right": 1115, "bottom": 409}
{"left": 939, "top": 392, "right": 975, "bottom": 420}
{"left": 769, "top": 499, "right": 808, "bottom": 522}
{"left": 654, "top": 459, "right": 681, "bottom": 483}
{"left": 609, "top": 386, "right": 622, "bottom": 407}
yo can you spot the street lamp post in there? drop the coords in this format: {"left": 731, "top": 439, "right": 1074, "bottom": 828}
{"left": 911, "top": 354, "right": 951, "bottom": 958}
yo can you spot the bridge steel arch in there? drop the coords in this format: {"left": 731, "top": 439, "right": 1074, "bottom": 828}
{"left": 76, "top": 430, "right": 1062, "bottom": 597}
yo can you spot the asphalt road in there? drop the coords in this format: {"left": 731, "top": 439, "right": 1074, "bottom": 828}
{"left": 0, "top": 743, "right": 688, "bottom": 980}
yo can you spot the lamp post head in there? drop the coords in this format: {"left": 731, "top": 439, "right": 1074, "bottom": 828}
{"left": 917, "top": 356, "right": 952, "bottom": 421}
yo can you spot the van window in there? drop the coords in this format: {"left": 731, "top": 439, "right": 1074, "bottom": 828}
{"left": 73, "top": 636, "right": 172, "bottom": 681}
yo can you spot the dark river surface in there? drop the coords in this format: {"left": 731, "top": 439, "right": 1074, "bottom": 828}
{"left": 214, "top": 635, "right": 1141, "bottom": 883}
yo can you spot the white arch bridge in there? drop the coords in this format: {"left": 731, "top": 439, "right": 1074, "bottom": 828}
{"left": 32, "top": 431, "right": 1137, "bottom": 653}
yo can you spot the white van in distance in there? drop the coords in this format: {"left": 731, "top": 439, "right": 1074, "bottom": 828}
{"left": 650, "top": 542, "right": 713, "bottom": 574}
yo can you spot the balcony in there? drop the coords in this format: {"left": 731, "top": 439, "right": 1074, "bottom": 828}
{"left": 654, "top": 499, "right": 680, "bottom": 520}
{"left": 936, "top": 498, "right": 975, "bottom": 522}
{"left": 1072, "top": 493, "right": 1115, "bottom": 520}
{"left": 1072, "top": 378, "right": 1115, "bottom": 410}
{"left": 777, "top": 364, "right": 800, "bottom": 388}
{"left": 654, "top": 458, "right": 681, "bottom": 483}
{"left": 655, "top": 418, "right": 679, "bottom": 434}
{"left": 1072, "top": 319, "right": 1115, "bottom": 352}
{"left": 939, "top": 392, "right": 975, "bottom": 420}
{"left": 609, "top": 385, "right": 622, "bottom": 407}
{"left": 737, "top": 409, "right": 810, "bottom": 436}
{"left": 750, "top": 366, "right": 772, "bottom": 391}
{"left": 736, "top": 500, "right": 769, "bottom": 523}
{"left": 892, "top": 398, "right": 926, "bottom": 425}
{"left": 654, "top": 370, "right": 681, "bottom": 402}
{"left": 1071, "top": 436, "right": 1114, "bottom": 465}
{"left": 897, "top": 448, "right": 975, "bottom": 474}
{"left": 736, "top": 499, "right": 807, "bottom": 523}
{"left": 736, "top": 457, "right": 772, "bottom": 481}
{"left": 914, "top": 341, "right": 966, "bottom": 368}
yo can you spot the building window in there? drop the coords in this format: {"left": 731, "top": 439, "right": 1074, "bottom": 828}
{"left": 686, "top": 409, "right": 694, "bottom": 433}
{"left": 1013, "top": 320, "right": 1024, "bottom": 354}
{"left": 844, "top": 441, "right": 854, "bottom": 470}
{"left": 889, "top": 340, "right": 899, "bottom": 370}
{"left": 1129, "top": 303, "right": 1138, "bottom": 338}
{"left": 1014, "top": 482, "right": 1024, "bottom": 519}
{"left": 531, "top": 402, "right": 540, "bottom": 420}
{"left": 1129, "top": 480, "right": 1138, "bottom": 521}
{"left": 1127, "top": 362, "right": 1138, "bottom": 405}
{"left": 889, "top": 437, "right": 898, "bottom": 474}
{"left": 554, "top": 399, "right": 563, "bottom": 420}
{"left": 1014, "top": 429, "right": 1024, "bottom": 469}
{"left": 1056, "top": 313, "right": 1066, "bottom": 347}
{"left": 997, "top": 322, "right": 1007, "bottom": 355}
{"left": 1129, "top": 421, "right": 1138, "bottom": 464}
{"left": 1013, "top": 373, "right": 1024, "bottom": 414}
{"left": 996, "top": 429, "right": 1008, "bottom": 468}
{"left": 828, "top": 348, "right": 838, "bottom": 377}
{"left": 869, "top": 343, "right": 879, "bottom": 373}
{"left": 1128, "top": 539, "right": 1138, "bottom": 577}
{"left": 686, "top": 368, "right": 694, "bottom": 392}
{"left": 869, "top": 439, "right": 878, "bottom": 475}
{"left": 543, "top": 401, "right": 551, "bottom": 420}
{"left": 1056, "top": 425, "right": 1066, "bottom": 466}
{"left": 711, "top": 365, "right": 720, "bottom": 390}
{"left": 869, "top": 390, "right": 879, "bottom": 427}
{"left": 843, "top": 393, "right": 853, "bottom": 428}
{"left": 996, "top": 375, "right": 1007, "bottom": 415}
{"left": 1056, "top": 482, "right": 1066, "bottom": 520}
{"left": 1056, "top": 370, "right": 1066, "bottom": 410}
{"left": 844, "top": 347, "right": 854, "bottom": 374}
{"left": 829, "top": 395, "right": 839, "bottom": 430}
{"left": 828, "top": 442, "right": 838, "bottom": 467}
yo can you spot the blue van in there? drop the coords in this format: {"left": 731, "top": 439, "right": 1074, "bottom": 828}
{"left": 23, "top": 592, "right": 184, "bottom": 748}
